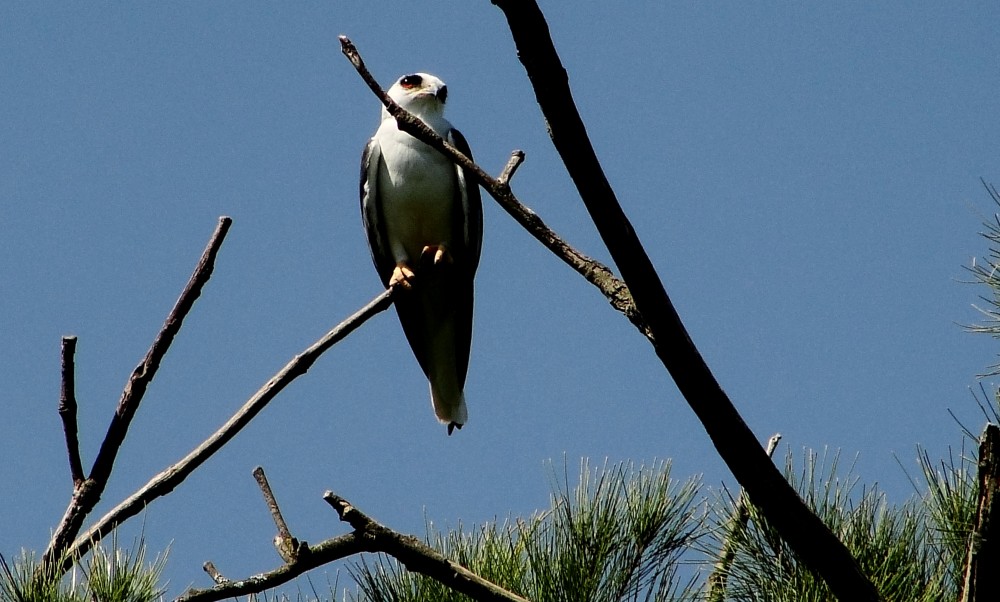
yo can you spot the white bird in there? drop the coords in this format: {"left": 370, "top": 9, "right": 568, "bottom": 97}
{"left": 359, "top": 73, "right": 483, "bottom": 434}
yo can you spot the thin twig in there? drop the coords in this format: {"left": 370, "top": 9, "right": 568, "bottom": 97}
{"left": 203, "top": 562, "right": 229, "bottom": 585}
{"left": 337, "top": 36, "right": 646, "bottom": 337}
{"left": 253, "top": 466, "right": 304, "bottom": 563}
{"left": 497, "top": 150, "right": 525, "bottom": 186}
{"left": 58, "top": 288, "right": 396, "bottom": 574}
{"left": 58, "top": 335, "right": 85, "bottom": 487}
{"left": 42, "top": 216, "right": 233, "bottom": 574}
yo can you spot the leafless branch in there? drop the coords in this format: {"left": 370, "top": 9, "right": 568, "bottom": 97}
{"left": 253, "top": 466, "right": 304, "bottom": 563}
{"left": 58, "top": 335, "right": 85, "bottom": 487}
{"left": 488, "top": 3, "right": 880, "bottom": 598}
{"left": 58, "top": 287, "right": 395, "bottom": 574}
{"left": 42, "top": 216, "right": 233, "bottom": 574}
{"left": 178, "top": 533, "right": 363, "bottom": 602}
{"left": 488, "top": 4, "right": 880, "bottom": 599}
{"left": 343, "top": 6, "right": 878, "bottom": 598}
{"left": 202, "top": 562, "right": 229, "bottom": 585}
{"left": 338, "top": 35, "right": 646, "bottom": 337}
{"left": 177, "top": 491, "right": 529, "bottom": 602}
{"left": 324, "top": 492, "right": 530, "bottom": 602}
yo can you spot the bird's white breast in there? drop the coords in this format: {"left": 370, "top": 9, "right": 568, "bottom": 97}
{"left": 375, "top": 119, "right": 458, "bottom": 264}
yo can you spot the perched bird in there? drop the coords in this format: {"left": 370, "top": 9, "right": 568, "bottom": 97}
{"left": 359, "top": 73, "right": 483, "bottom": 434}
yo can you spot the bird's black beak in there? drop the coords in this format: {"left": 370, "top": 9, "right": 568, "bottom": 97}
{"left": 436, "top": 85, "right": 448, "bottom": 104}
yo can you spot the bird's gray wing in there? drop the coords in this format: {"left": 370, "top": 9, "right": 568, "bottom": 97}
{"left": 360, "top": 137, "right": 394, "bottom": 287}
{"left": 447, "top": 128, "right": 484, "bottom": 274}
{"left": 445, "top": 127, "right": 482, "bottom": 386}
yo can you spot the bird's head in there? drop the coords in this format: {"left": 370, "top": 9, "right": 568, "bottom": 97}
{"left": 384, "top": 73, "right": 448, "bottom": 120}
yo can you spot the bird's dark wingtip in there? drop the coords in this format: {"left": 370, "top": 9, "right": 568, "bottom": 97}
{"left": 447, "top": 422, "right": 463, "bottom": 436}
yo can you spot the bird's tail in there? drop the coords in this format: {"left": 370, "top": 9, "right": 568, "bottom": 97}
{"left": 430, "top": 379, "right": 467, "bottom": 435}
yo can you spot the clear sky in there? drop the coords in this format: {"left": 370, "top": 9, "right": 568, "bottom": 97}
{"left": 3, "top": 1, "right": 999, "bottom": 597}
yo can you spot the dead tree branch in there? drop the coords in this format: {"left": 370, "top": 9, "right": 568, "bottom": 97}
{"left": 57, "top": 287, "right": 395, "bottom": 574}
{"left": 42, "top": 216, "right": 233, "bottom": 574}
{"left": 58, "top": 335, "right": 85, "bottom": 488}
{"left": 339, "top": 36, "right": 646, "bottom": 337}
{"left": 342, "top": 6, "right": 878, "bottom": 598}
{"left": 253, "top": 466, "right": 305, "bottom": 564}
{"left": 489, "top": 4, "right": 880, "bottom": 598}
{"left": 176, "top": 491, "right": 530, "bottom": 602}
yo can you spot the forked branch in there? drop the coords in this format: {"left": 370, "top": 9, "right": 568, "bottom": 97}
{"left": 42, "top": 216, "right": 233, "bottom": 574}
{"left": 58, "top": 287, "right": 395, "bottom": 573}
{"left": 176, "top": 490, "right": 529, "bottom": 602}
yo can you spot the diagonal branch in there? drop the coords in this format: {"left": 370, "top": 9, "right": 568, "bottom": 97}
{"left": 42, "top": 216, "right": 233, "bottom": 573}
{"left": 489, "top": 3, "right": 879, "bottom": 599}
{"left": 57, "top": 288, "right": 395, "bottom": 574}
{"left": 342, "top": 9, "right": 878, "bottom": 599}
{"left": 324, "top": 492, "right": 530, "bottom": 602}
{"left": 177, "top": 532, "right": 364, "bottom": 602}
{"left": 338, "top": 36, "right": 646, "bottom": 337}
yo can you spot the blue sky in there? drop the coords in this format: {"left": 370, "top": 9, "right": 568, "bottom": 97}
{"left": 3, "top": 1, "right": 999, "bottom": 597}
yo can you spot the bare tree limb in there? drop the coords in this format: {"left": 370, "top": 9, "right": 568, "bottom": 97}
{"left": 323, "top": 492, "right": 530, "bottom": 602}
{"left": 960, "top": 423, "right": 1000, "bottom": 602}
{"left": 58, "top": 287, "right": 396, "bottom": 574}
{"left": 42, "top": 216, "right": 233, "bottom": 574}
{"left": 253, "top": 466, "right": 305, "bottom": 564}
{"left": 490, "top": 4, "right": 880, "bottom": 600}
{"left": 338, "top": 36, "right": 646, "bottom": 338}
{"left": 178, "top": 533, "right": 364, "bottom": 602}
{"left": 177, "top": 491, "right": 530, "bottom": 602}
{"left": 202, "top": 561, "right": 229, "bottom": 585}
{"left": 343, "top": 5, "right": 879, "bottom": 598}
{"left": 58, "top": 335, "right": 85, "bottom": 488}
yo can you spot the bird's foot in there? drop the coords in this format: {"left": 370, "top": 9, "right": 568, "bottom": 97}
{"left": 420, "top": 244, "right": 452, "bottom": 267}
{"left": 389, "top": 263, "right": 417, "bottom": 290}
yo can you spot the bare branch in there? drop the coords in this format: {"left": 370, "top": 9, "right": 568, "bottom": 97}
{"left": 337, "top": 35, "right": 647, "bottom": 337}
{"left": 58, "top": 335, "right": 85, "bottom": 487}
{"left": 344, "top": 6, "right": 878, "bottom": 598}
{"left": 178, "top": 533, "right": 364, "bottom": 602}
{"left": 497, "top": 150, "right": 525, "bottom": 186}
{"left": 323, "top": 492, "right": 530, "bottom": 602}
{"left": 202, "top": 562, "right": 229, "bottom": 585}
{"left": 488, "top": 3, "right": 880, "bottom": 599}
{"left": 58, "top": 288, "right": 395, "bottom": 574}
{"left": 42, "top": 216, "right": 233, "bottom": 573}
{"left": 253, "top": 466, "right": 304, "bottom": 563}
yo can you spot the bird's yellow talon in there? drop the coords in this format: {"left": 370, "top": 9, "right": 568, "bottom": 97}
{"left": 421, "top": 244, "right": 452, "bottom": 266}
{"left": 389, "top": 264, "right": 416, "bottom": 289}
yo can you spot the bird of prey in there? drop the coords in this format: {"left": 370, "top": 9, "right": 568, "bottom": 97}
{"left": 359, "top": 73, "right": 483, "bottom": 434}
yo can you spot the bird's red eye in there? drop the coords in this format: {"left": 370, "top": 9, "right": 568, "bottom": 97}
{"left": 399, "top": 74, "right": 423, "bottom": 89}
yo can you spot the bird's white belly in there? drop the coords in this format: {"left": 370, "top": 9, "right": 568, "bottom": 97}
{"left": 378, "top": 131, "right": 457, "bottom": 264}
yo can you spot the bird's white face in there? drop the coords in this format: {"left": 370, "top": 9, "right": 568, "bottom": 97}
{"left": 386, "top": 73, "right": 448, "bottom": 118}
